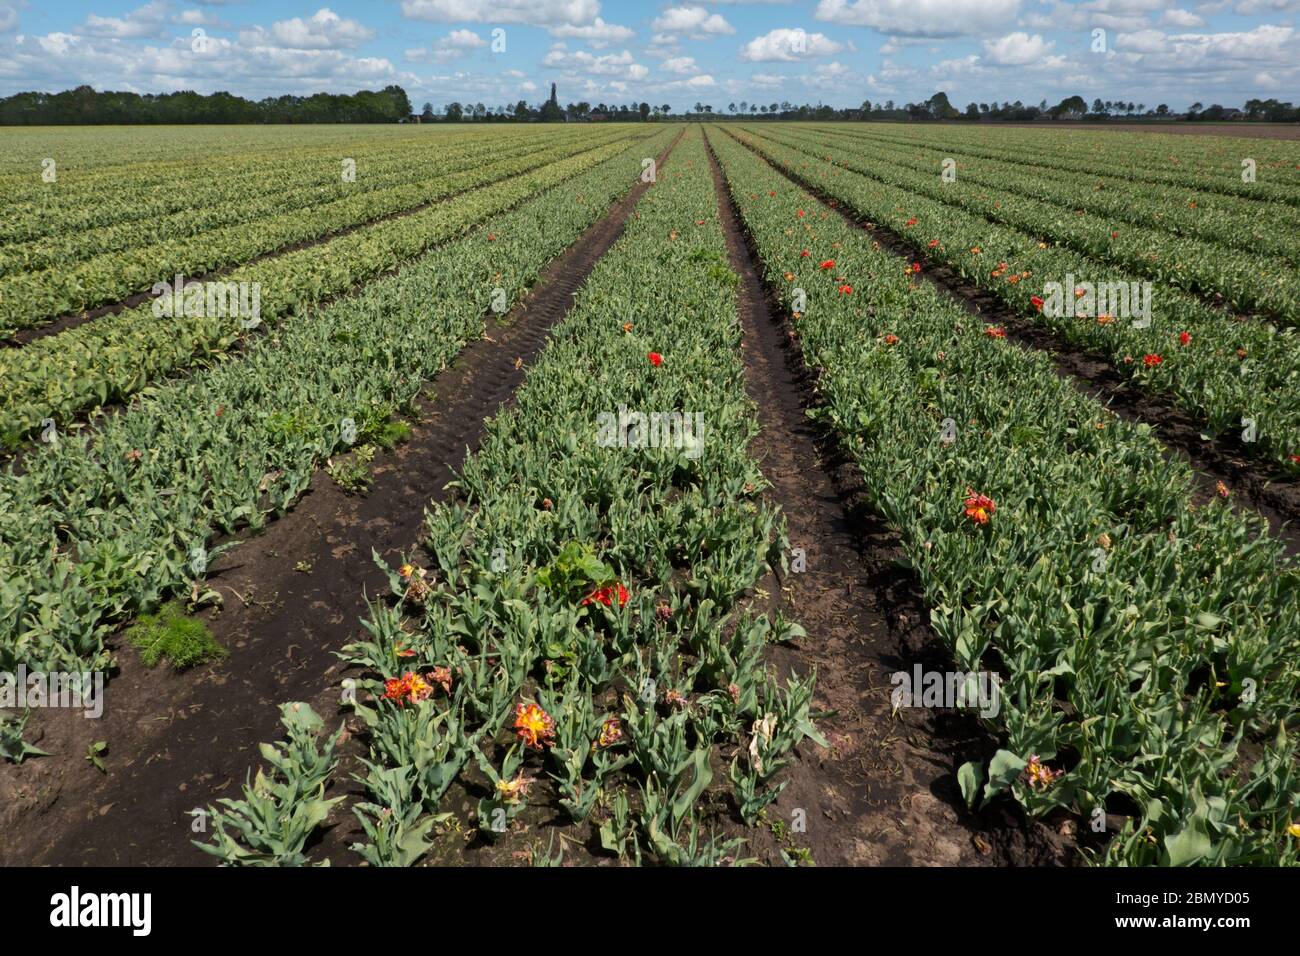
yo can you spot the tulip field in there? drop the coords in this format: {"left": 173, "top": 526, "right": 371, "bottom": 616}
{"left": 1, "top": 121, "right": 1297, "bottom": 869}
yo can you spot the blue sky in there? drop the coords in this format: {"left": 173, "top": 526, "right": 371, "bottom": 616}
{"left": 0, "top": 1, "right": 1296, "bottom": 110}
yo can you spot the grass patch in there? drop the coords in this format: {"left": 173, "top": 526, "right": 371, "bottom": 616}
{"left": 370, "top": 420, "right": 412, "bottom": 450}
{"left": 126, "top": 601, "right": 228, "bottom": 670}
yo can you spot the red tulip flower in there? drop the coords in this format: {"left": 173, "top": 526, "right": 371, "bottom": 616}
{"left": 963, "top": 489, "right": 996, "bottom": 526}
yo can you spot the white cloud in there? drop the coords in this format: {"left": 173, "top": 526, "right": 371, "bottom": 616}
{"left": 1231, "top": 0, "right": 1300, "bottom": 12}
{"left": 242, "top": 8, "right": 375, "bottom": 50}
{"left": 406, "top": 29, "right": 487, "bottom": 63}
{"left": 1115, "top": 28, "right": 1169, "bottom": 52}
{"left": 0, "top": 31, "right": 415, "bottom": 99}
{"left": 400, "top": 0, "right": 601, "bottom": 26}
{"left": 548, "top": 17, "right": 633, "bottom": 48}
{"left": 739, "top": 28, "right": 843, "bottom": 62}
{"left": 815, "top": 0, "right": 1023, "bottom": 38}
{"left": 80, "top": 0, "right": 169, "bottom": 40}
{"left": 0, "top": 0, "right": 21, "bottom": 33}
{"left": 982, "top": 32, "right": 1055, "bottom": 65}
{"left": 543, "top": 46, "right": 649, "bottom": 80}
{"left": 1161, "top": 8, "right": 1205, "bottom": 26}
{"left": 660, "top": 55, "right": 700, "bottom": 74}
{"left": 172, "top": 9, "right": 220, "bottom": 28}
{"left": 651, "top": 6, "right": 735, "bottom": 38}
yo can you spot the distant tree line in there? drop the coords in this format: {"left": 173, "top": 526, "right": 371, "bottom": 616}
{"left": 4, "top": 83, "right": 1294, "bottom": 125}
{"left": 446, "top": 91, "right": 1296, "bottom": 124}
{"left": 0, "top": 84, "right": 413, "bottom": 124}
{"left": 435, "top": 99, "right": 659, "bottom": 122}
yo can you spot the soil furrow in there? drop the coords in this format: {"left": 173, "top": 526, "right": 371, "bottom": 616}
{"left": 0, "top": 128, "right": 684, "bottom": 868}
{"left": 724, "top": 129, "right": 1300, "bottom": 555}
{"left": 702, "top": 129, "right": 1067, "bottom": 866}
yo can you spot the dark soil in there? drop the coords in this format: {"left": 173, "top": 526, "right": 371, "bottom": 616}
{"left": 702, "top": 129, "right": 1070, "bottom": 866}
{"left": 725, "top": 130, "right": 1300, "bottom": 556}
{"left": 0, "top": 130, "right": 684, "bottom": 868}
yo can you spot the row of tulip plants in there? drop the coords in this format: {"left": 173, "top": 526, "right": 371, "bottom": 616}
{"left": 826, "top": 122, "right": 1300, "bottom": 208}
{"left": 804, "top": 124, "right": 1300, "bottom": 267}
{"left": 0, "top": 128, "right": 634, "bottom": 334}
{"left": 0, "top": 133, "right": 651, "bottom": 448}
{"left": 708, "top": 126, "right": 1300, "bottom": 866}
{"left": 0, "top": 127, "right": 604, "bottom": 283}
{"left": 754, "top": 125, "right": 1300, "bottom": 327}
{"left": 729, "top": 127, "right": 1300, "bottom": 472}
{"left": 201, "top": 128, "right": 824, "bottom": 866}
{"left": 0, "top": 125, "right": 498, "bottom": 243}
{"left": 0, "top": 128, "right": 675, "bottom": 679}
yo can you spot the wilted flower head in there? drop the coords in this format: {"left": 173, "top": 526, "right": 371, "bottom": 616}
{"left": 399, "top": 564, "right": 430, "bottom": 604}
{"left": 514, "top": 701, "right": 556, "bottom": 749}
{"left": 430, "top": 665, "right": 453, "bottom": 694}
{"left": 496, "top": 772, "right": 533, "bottom": 803}
{"left": 597, "top": 717, "right": 624, "bottom": 749}
{"left": 1024, "top": 754, "right": 1063, "bottom": 791}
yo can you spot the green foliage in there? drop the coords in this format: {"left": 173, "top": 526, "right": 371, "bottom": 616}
{"left": 195, "top": 702, "right": 343, "bottom": 866}
{"left": 535, "top": 541, "right": 614, "bottom": 601}
{"left": 85, "top": 740, "right": 108, "bottom": 774}
{"left": 0, "top": 711, "right": 47, "bottom": 764}
{"left": 326, "top": 444, "right": 377, "bottom": 495}
{"left": 126, "top": 600, "right": 227, "bottom": 670}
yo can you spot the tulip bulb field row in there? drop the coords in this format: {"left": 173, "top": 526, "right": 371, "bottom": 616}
{"left": 0, "top": 121, "right": 1296, "bottom": 869}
